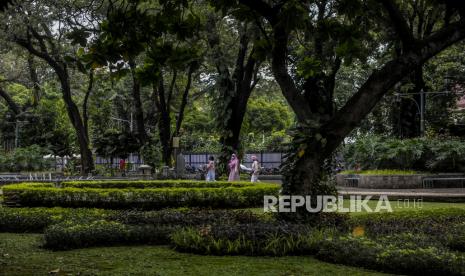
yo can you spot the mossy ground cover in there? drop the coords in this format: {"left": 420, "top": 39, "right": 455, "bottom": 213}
{"left": 0, "top": 233, "right": 384, "bottom": 276}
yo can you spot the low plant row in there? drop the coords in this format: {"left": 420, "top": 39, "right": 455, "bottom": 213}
{"left": 59, "top": 180, "right": 257, "bottom": 189}
{"left": 0, "top": 207, "right": 264, "bottom": 233}
{"left": 40, "top": 218, "right": 465, "bottom": 275}
{"left": 43, "top": 220, "right": 176, "bottom": 250}
{"left": 316, "top": 234, "right": 465, "bottom": 275}
{"left": 0, "top": 207, "right": 110, "bottom": 232}
{"left": 3, "top": 182, "right": 280, "bottom": 209}
{"left": 347, "top": 208, "right": 465, "bottom": 237}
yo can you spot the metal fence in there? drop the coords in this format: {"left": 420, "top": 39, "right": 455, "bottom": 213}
{"left": 92, "top": 152, "right": 284, "bottom": 171}
{"left": 95, "top": 155, "right": 144, "bottom": 171}
{"left": 183, "top": 152, "right": 284, "bottom": 170}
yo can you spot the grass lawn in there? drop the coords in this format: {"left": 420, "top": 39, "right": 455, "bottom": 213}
{"left": 343, "top": 199, "right": 465, "bottom": 214}
{"left": 249, "top": 200, "right": 465, "bottom": 215}
{"left": 0, "top": 233, "right": 385, "bottom": 276}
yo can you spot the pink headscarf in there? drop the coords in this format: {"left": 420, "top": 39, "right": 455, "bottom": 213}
{"left": 229, "top": 154, "right": 238, "bottom": 170}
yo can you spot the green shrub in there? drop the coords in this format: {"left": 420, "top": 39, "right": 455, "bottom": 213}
{"left": 43, "top": 220, "right": 177, "bottom": 250}
{"left": 109, "top": 209, "right": 263, "bottom": 226}
{"left": 340, "top": 169, "right": 418, "bottom": 175}
{"left": 446, "top": 223, "right": 465, "bottom": 252}
{"left": 0, "top": 207, "right": 265, "bottom": 233}
{"left": 0, "top": 145, "right": 51, "bottom": 172}
{"left": 0, "top": 207, "right": 112, "bottom": 233}
{"left": 44, "top": 220, "right": 129, "bottom": 250}
{"left": 171, "top": 223, "right": 331, "bottom": 256}
{"left": 3, "top": 182, "right": 280, "bottom": 209}
{"left": 60, "top": 180, "right": 256, "bottom": 189}
{"left": 316, "top": 235, "right": 465, "bottom": 275}
{"left": 342, "top": 135, "right": 465, "bottom": 172}
{"left": 347, "top": 208, "right": 465, "bottom": 237}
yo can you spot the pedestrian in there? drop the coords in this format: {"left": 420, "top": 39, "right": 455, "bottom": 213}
{"left": 251, "top": 155, "right": 260, "bottom": 183}
{"left": 119, "top": 158, "right": 126, "bottom": 176}
{"left": 228, "top": 153, "right": 240, "bottom": 181}
{"left": 206, "top": 156, "right": 216, "bottom": 181}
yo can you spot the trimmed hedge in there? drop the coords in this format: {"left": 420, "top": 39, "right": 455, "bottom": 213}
{"left": 60, "top": 180, "right": 255, "bottom": 189}
{"left": 446, "top": 223, "right": 465, "bottom": 252}
{"left": 43, "top": 220, "right": 176, "bottom": 250}
{"left": 109, "top": 209, "right": 263, "bottom": 226}
{"left": 347, "top": 208, "right": 465, "bottom": 237}
{"left": 3, "top": 181, "right": 280, "bottom": 209}
{"left": 0, "top": 207, "right": 111, "bottom": 233}
{"left": 316, "top": 234, "right": 465, "bottom": 276}
{"left": 0, "top": 207, "right": 264, "bottom": 233}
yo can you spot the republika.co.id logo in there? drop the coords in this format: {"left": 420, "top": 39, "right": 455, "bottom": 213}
{"left": 263, "top": 195, "right": 394, "bottom": 213}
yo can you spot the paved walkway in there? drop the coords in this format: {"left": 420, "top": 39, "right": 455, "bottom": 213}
{"left": 338, "top": 186, "right": 465, "bottom": 201}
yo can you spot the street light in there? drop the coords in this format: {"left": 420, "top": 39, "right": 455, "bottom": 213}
{"left": 109, "top": 113, "right": 133, "bottom": 132}
{"left": 393, "top": 89, "right": 462, "bottom": 136}
{"left": 5, "top": 120, "right": 28, "bottom": 148}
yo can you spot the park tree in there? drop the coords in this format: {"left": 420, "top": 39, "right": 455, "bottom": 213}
{"left": 90, "top": 0, "right": 201, "bottom": 165}
{"left": 215, "top": 0, "right": 465, "bottom": 208}
{"left": 0, "top": 0, "right": 105, "bottom": 173}
{"left": 205, "top": 12, "right": 262, "bottom": 172}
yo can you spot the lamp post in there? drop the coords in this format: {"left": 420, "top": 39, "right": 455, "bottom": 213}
{"left": 5, "top": 120, "right": 28, "bottom": 148}
{"left": 394, "top": 89, "right": 459, "bottom": 136}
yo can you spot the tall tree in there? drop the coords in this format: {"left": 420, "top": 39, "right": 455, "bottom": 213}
{"left": 1, "top": 0, "right": 103, "bottom": 173}
{"left": 388, "top": 0, "right": 441, "bottom": 137}
{"left": 205, "top": 15, "right": 261, "bottom": 172}
{"left": 218, "top": 0, "right": 465, "bottom": 209}
{"left": 91, "top": 0, "right": 201, "bottom": 165}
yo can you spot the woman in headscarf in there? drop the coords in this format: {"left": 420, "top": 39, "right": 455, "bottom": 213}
{"left": 228, "top": 153, "right": 240, "bottom": 181}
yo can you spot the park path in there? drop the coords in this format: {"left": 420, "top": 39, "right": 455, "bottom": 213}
{"left": 338, "top": 187, "right": 465, "bottom": 201}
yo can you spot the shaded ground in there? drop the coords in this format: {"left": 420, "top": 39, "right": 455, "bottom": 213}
{"left": 0, "top": 233, "right": 385, "bottom": 276}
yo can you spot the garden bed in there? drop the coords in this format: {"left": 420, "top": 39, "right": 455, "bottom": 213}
{"left": 2, "top": 181, "right": 280, "bottom": 209}
{"left": 1, "top": 204, "right": 465, "bottom": 275}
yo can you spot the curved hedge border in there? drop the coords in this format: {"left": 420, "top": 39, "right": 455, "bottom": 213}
{"left": 2, "top": 181, "right": 280, "bottom": 209}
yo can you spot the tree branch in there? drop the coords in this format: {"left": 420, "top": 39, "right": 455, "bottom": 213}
{"left": 167, "top": 69, "right": 177, "bottom": 108}
{"left": 0, "top": 87, "right": 21, "bottom": 115}
{"left": 271, "top": 24, "right": 313, "bottom": 122}
{"left": 174, "top": 64, "right": 195, "bottom": 137}
{"left": 324, "top": 20, "right": 465, "bottom": 154}
{"left": 237, "top": 0, "right": 276, "bottom": 24}
{"left": 380, "top": 0, "right": 416, "bottom": 50}
{"left": 83, "top": 69, "right": 94, "bottom": 139}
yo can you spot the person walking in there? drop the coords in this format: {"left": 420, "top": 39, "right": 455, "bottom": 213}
{"left": 119, "top": 158, "right": 126, "bottom": 177}
{"left": 251, "top": 155, "right": 260, "bottom": 183}
{"left": 206, "top": 156, "right": 216, "bottom": 181}
{"left": 228, "top": 153, "right": 240, "bottom": 181}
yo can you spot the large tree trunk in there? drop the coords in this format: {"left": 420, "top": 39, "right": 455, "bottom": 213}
{"left": 158, "top": 107, "right": 172, "bottom": 166}
{"left": 129, "top": 59, "right": 147, "bottom": 145}
{"left": 218, "top": 87, "right": 252, "bottom": 166}
{"left": 154, "top": 76, "right": 173, "bottom": 166}
{"left": 393, "top": 67, "right": 425, "bottom": 138}
{"left": 59, "top": 71, "right": 94, "bottom": 174}
{"left": 82, "top": 69, "right": 94, "bottom": 140}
